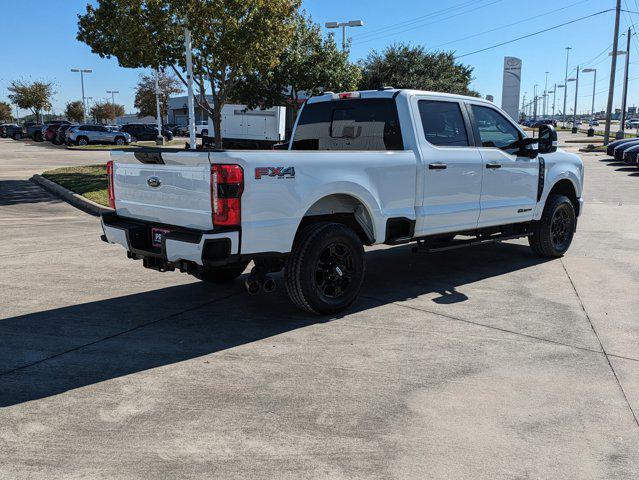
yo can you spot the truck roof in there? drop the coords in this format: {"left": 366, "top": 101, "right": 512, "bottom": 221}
{"left": 307, "top": 88, "right": 493, "bottom": 106}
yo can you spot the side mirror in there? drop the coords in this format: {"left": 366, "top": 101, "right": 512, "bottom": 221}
{"left": 538, "top": 124, "right": 558, "bottom": 153}
{"left": 518, "top": 137, "right": 539, "bottom": 158}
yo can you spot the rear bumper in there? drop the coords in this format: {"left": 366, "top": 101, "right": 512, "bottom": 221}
{"left": 100, "top": 212, "right": 240, "bottom": 269}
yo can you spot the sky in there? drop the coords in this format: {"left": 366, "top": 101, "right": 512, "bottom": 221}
{"left": 0, "top": 0, "right": 636, "bottom": 118}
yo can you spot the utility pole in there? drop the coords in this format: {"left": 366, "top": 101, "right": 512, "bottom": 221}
{"left": 604, "top": 0, "right": 622, "bottom": 144}
{"left": 563, "top": 47, "right": 572, "bottom": 125}
{"left": 619, "top": 27, "right": 631, "bottom": 135}
{"left": 533, "top": 84, "right": 538, "bottom": 120}
{"left": 551, "top": 83, "right": 557, "bottom": 120}
{"left": 184, "top": 28, "right": 197, "bottom": 150}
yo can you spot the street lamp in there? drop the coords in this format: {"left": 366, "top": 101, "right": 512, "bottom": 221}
{"left": 86, "top": 97, "right": 93, "bottom": 122}
{"left": 106, "top": 90, "right": 120, "bottom": 125}
{"left": 581, "top": 68, "right": 597, "bottom": 119}
{"left": 325, "top": 20, "right": 364, "bottom": 51}
{"left": 70, "top": 68, "right": 92, "bottom": 122}
{"left": 567, "top": 65, "right": 579, "bottom": 133}
{"left": 562, "top": 47, "right": 572, "bottom": 125}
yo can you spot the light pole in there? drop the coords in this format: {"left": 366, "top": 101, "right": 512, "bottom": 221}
{"left": 582, "top": 68, "right": 597, "bottom": 119}
{"left": 325, "top": 20, "right": 364, "bottom": 51}
{"left": 154, "top": 69, "right": 164, "bottom": 145}
{"left": 70, "top": 68, "right": 92, "bottom": 123}
{"left": 548, "top": 85, "right": 556, "bottom": 120}
{"left": 183, "top": 28, "right": 197, "bottom": 149}
{"left": 106, "top": 90, "right": 119, "bottom": 124}
{"left": 567, "top": 66, "right": 579, "bottom": 133}
{"left": 618, "top": 28, "right": 631, "bottom": 137}
{"left": 543, "top": 71, "right": 549, "bottom": 118}
{"left": 562, "top": 47, "right": 572, "bottom": 126}
{"left": 86, "top": 97, "right": 93, "bottom": 122}
{"left": 106, "top": 90, "right": 119, "bottom": 107}
{"left": 533, "top": 84, "right": 539, "bottom": 121}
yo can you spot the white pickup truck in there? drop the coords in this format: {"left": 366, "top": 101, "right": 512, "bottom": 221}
{"left": 101, "top": 89, "right": 584, "bottom": 314}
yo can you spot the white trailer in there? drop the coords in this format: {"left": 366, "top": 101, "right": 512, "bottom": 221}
{"left": 203, "top": 104, "right": 286, "bottom": 148}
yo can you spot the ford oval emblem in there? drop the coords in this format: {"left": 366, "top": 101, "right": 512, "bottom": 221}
{"left": 147, "top": 176, "right": 161, "bottom": 188}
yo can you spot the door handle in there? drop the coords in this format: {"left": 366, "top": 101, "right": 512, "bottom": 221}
{"left": 428, "top": 162, "right": 447, "bottom": 170}
{"left": 486, "top": 162, "right": 501, "bottom": 169}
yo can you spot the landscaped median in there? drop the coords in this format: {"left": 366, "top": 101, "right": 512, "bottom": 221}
{"left": 32, "top": 165, "right": 111, "bottom": 216}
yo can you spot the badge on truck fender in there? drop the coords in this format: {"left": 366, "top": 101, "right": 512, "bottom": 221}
{"left": 254, "top": 167, "right": 295, "bottom": 179}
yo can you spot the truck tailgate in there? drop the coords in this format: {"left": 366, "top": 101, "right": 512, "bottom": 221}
{"left": 112, "top": 150, "right": 213, "bottom": 230}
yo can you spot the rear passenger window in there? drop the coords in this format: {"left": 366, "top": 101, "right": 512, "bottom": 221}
{"left": 418, "top": 100, "right": 469, "bottom": 147}
{"left": 291, "top": 98, "right": 404, "bottom": 151}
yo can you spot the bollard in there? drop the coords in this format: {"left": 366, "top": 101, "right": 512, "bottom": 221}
{"left": 587, "top": 128, "right": 594, "bottom": 137}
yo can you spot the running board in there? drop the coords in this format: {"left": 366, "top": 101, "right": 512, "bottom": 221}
{"left": 411, "top": 232, "right": 531, "bottom": 254}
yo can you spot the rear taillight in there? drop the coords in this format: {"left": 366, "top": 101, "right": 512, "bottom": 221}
{"left": 106, "top": 160, "right": 116, "bottom": 209}
{"left": 211, "top": 164, "right": 243, "bottom": 227}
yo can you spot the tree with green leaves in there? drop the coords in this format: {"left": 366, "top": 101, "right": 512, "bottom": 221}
{"left": 358, "top": 43, "right": 479, "bottom": 97}
{"left": 7, "top": 80, "right": 55, "bottom": 123}
{"left": 0, "top": 102, "right": 12, "bottom": 123}
{"left": 134, "top": 70, "right": 182, "bottom": 120}
{"left": 90, "top": 101, "right": 125, "bottom": 123}
{"left": 65, "top": 100, "right": 85, "bottom": 123}
{"left": 233, "top": 12, "right": 361, "bottom": 116}
{"left": 77, "top": 0, "right": 300, "bottom": 148}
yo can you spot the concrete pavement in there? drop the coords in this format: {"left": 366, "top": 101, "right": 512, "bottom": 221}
{"left": 0, "top": 135, "right": 638, "bottom": 479}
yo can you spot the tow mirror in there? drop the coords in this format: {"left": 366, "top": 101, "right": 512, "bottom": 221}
{"left": 518, "top": 137, "right": 539, "bottom": 158}
{"left": 538, "top": 124, "right": 558, "bottom": 153}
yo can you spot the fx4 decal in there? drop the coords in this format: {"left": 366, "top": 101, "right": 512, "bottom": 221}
{"left": 255, "top": 166, "right": 295, "bottom": 180}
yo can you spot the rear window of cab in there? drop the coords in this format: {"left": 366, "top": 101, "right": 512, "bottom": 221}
{"left": 291, "top": 98, "right": 404, "bottom": 151}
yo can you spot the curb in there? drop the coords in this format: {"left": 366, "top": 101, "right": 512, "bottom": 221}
{"left": 30, "top": 174, "right": 113, "bottom": 217}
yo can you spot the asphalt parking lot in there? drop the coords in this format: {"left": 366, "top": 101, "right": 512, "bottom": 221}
{"left": 1, "top": 135, "right": 638, "bottom": 479}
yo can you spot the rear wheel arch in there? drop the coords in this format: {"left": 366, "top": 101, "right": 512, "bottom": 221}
{"left": 295, "top": 194, "right": 376, "bottom": 246}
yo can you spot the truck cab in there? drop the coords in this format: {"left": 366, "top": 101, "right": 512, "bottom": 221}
{"left": 101, "top": 89, "right": 584, "bottom": 314}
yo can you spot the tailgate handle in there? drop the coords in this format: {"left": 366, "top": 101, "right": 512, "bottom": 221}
{"left": 134, "top": 151, "right": 165, "bottom": 164}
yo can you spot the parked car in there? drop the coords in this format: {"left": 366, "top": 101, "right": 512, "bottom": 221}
{"left": 621, "top": 143, "right": 639, "bottom": 164}
{"left": 5, "top": 124, "right": 23, "bottom": 140}
{"left": 625, "top": 119, "right": 639, "bottom": 129}
{"left": 612, "top": 139, "right": 639, "bottom": 161}
{"left": 1, "top": 123, "right": 19, "bottom": 138}
{"left": 532, "top": 119, "right": 557, "bottom": 128}
{"left": 43, "top": 121, "right": 71, "bottom": 142}
{"left": 589, "top": 119, "right": 599, "bottom": 126}
{"left": 606, "top": 137, "right": 638, "bottom": 156}
{"left": 66, "top": 124, "right": 131, "bottom": 146}
{"left": 101, "top": 89, "right": 584, "bottom": 314}
{"left": 53, "top": 124, "right": 75, "bottom": 145}
{"left": 119, "top": 123, "right": 174, "bottom": 142}
{"left": 26, "top": 123, "right": 44, "bottom": 141}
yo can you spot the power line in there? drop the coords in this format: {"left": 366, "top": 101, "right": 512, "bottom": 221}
{"left": 455, "top": 9, "right": 615, "bottom": 58}
{"left": 355, "top": 0, "right": 503, "bottom": 45}
{"left": 430, "top": 0, "right": 591, "bottom": 50}
{"left": 352, "top": 0, "right": 483, "bottom": 40}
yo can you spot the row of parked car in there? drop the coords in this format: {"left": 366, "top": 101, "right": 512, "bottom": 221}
{"left": 605, "top": 136, "right": 639, "bottom": 165}
{"left": 0, "top": 121, "right": 176, "bottom": 146}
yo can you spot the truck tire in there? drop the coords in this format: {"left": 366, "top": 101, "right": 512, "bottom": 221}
{"left": 285, "top": 222, "right": 365, "bottom": 315}
{"left": 193, "top": 262, "right": 248, "bottom": 284}
{"left": 529, "top": 194, "right": 576, "bottom": 258}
